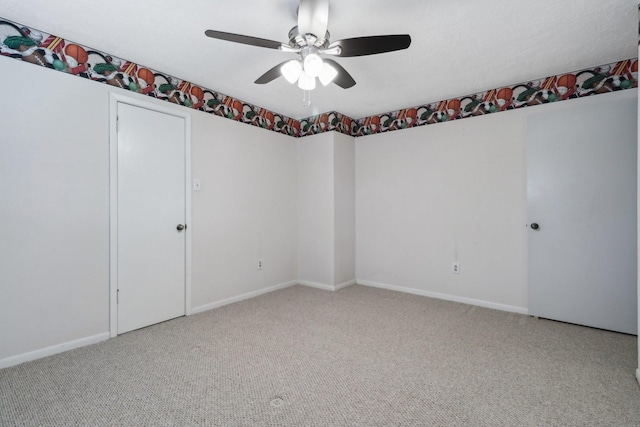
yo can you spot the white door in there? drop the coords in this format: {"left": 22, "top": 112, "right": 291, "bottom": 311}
{"left": 527, "top": 95, "right": 637, "bottom": 334}
{"left": 117, "top": 102, "right": 186, "bottom": 334}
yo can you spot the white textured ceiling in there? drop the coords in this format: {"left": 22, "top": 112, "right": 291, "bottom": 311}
{"left": 0, "top": 0, "right": 637, "bottom": 119}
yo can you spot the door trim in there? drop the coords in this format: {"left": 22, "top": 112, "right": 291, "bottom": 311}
{"left": 109, "top": 92, "right": 192, "bottom": 337}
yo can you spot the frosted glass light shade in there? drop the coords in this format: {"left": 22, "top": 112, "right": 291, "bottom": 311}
{"left": 319, "top": 63, "right": 338, "bottom": 86}
{"left": 281, "top": 60, "right": 302, "bottom": 84}
{"left": 303, "top": 53, "right": 323, "bottom": 77}
{"left": 297, "top": 70, "right": 316, "bottom": 90}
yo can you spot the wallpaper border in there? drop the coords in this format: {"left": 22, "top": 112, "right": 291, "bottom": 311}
{"left": 347, "top": 58, "right": 637, "bottom": 137}
{"left": 1, "top": 16, "right": 637, "bottom": 140}
{"left": 0, "top": 18, "right": 301, "bottom": 137}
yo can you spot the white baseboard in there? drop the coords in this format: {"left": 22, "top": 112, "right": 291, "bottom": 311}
{"left": 191, "top": 280, "right": 298, "bottom": 314}
{"left": 299, "top": 279, "right": 356, "bottom": 292}
{"left": 357, "top": 279, "right": 529, "bottom": 315}
{"left": 0, "top": 332, "right": 110, "bottom": 370}
{"left": 2, "top": 281, "right": 300, "bottom": 369}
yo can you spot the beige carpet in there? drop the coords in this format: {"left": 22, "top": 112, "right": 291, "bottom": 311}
{"left": 1, "top": 284, "right": 639, "bottom": 426}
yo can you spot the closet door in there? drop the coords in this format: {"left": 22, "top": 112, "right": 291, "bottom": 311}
{"left": 116, "top": 102, "right": 186, "bottom": 334}
{"left": 527, "top": 94, "right": 637, "bottom": 334}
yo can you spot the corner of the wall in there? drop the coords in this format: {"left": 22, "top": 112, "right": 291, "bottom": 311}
{"left": 298, "top": 279, "right": 356, "bottom": 292}
{"left": 298, "top": 280, "right": 336, "bottom": 291}
{"left": 636, "top": 368, "right": 640, "bottom": 387}
{"left": 335, "top": 279, "right": 356, "bottom": 291}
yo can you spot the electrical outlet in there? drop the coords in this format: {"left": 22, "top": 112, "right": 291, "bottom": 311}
{"left": 452, "top": 262, "right": 460, "bottom": 274}
{"left": 257, "top": 258, "right": 263, "bottom": 270}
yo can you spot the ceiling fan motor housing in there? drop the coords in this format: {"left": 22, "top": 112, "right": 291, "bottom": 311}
{"left": 288, "top": 26, "right": 330, "bottom": 49}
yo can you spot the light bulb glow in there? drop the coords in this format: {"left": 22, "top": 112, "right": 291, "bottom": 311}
{"left": 281, "top": 60, "right": 302, "bottom": 84}
{"left": 303, "top": 53, "right": 323, "bottom": 77}
{"left": 297, "top": 70, "right": 316, "bottom": 91}
{"left": 318, "top": 63, "right": 338, "bottom": 86}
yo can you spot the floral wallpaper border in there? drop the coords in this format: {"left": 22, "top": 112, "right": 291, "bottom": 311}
{"left": 1, "top": 17, "right": 637, "bottom": 140}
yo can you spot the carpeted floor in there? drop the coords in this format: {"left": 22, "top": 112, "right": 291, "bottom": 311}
{"left": 1, "top": 284, "right": 639, "bottom": 426}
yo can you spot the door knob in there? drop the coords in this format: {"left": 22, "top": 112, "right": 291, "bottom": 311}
{"left": 176, "top": 224, "right": 186, "bottom": 231}
{"left": 530, "top": 223, "right": 539, "bottom": 230}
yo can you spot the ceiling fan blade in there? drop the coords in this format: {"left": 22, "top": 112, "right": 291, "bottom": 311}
{"left": 323, "top": 59, "right": 356, "bottom": 89}
{"left": 328, "top": 34, "right": 411, "bottom": 57}
{"left": 254, "top": 61, "right": 288, "bottom": 84}
{"left": 298, "top": 0, "right": 329, "bottom": 38}
{"left": 205, "top": 30, "right": 284, "bottom": 50}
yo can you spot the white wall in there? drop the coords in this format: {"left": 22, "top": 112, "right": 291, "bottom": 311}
{"left": 333, "top": 132, "right": 356, "bottom": 287}
{"left": 0, "top": 56, "right": 297, "bottom": 365}
{"left": 191, "top": 115, "right": 297, "bottom": 309}
{"left": 297, "top": 133, "right": 335, "bottom": 287}
{"left": 0, "top": 57, "right": 110, "bottom": 362}
{"left": 297, "top": 131, "right": 356, "bottom": 289}
{"left": 1, "top": 51, "right": 636, "bottom": 370}
{"left": 356, "top": 89, "right": 637, "bottom": 314}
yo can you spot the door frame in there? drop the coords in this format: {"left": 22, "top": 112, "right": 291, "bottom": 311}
{"left": 109, "top": 92, "right": 192, "bottom": 337}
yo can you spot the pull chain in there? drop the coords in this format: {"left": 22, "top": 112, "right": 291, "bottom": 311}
{"left": 302, "top": 90, "right": 311, "bottom": 108}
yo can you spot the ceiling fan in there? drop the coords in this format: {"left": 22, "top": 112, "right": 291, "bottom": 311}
{"left": 205, "top": 0, "right": 411, "bottom": 90}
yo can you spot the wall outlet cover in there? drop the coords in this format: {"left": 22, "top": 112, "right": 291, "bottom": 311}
{"left": 452, "top": 262, "right": 460, "bottom": 274}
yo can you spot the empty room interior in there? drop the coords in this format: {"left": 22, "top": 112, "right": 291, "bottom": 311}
{"left": 1, "top": 0, "right": 639, "bottom": 425}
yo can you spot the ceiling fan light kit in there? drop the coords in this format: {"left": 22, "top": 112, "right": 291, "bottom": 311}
{"left": 302, "top": 50, "right": 324, "bottom": 77}
{"left": 298, "top": 70, "right": 316, "bottom": 91}
{"left": 205, "top": 0, "right": 411, "bottom": 98}
{"left": 280, "top": 49, "right": 339, "bottom": 88}
{"left": 281, "top": 60, "right": 303, "bottom": 84}
{"left": 319, "top": 62, "right": 338, "bottom": 86}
